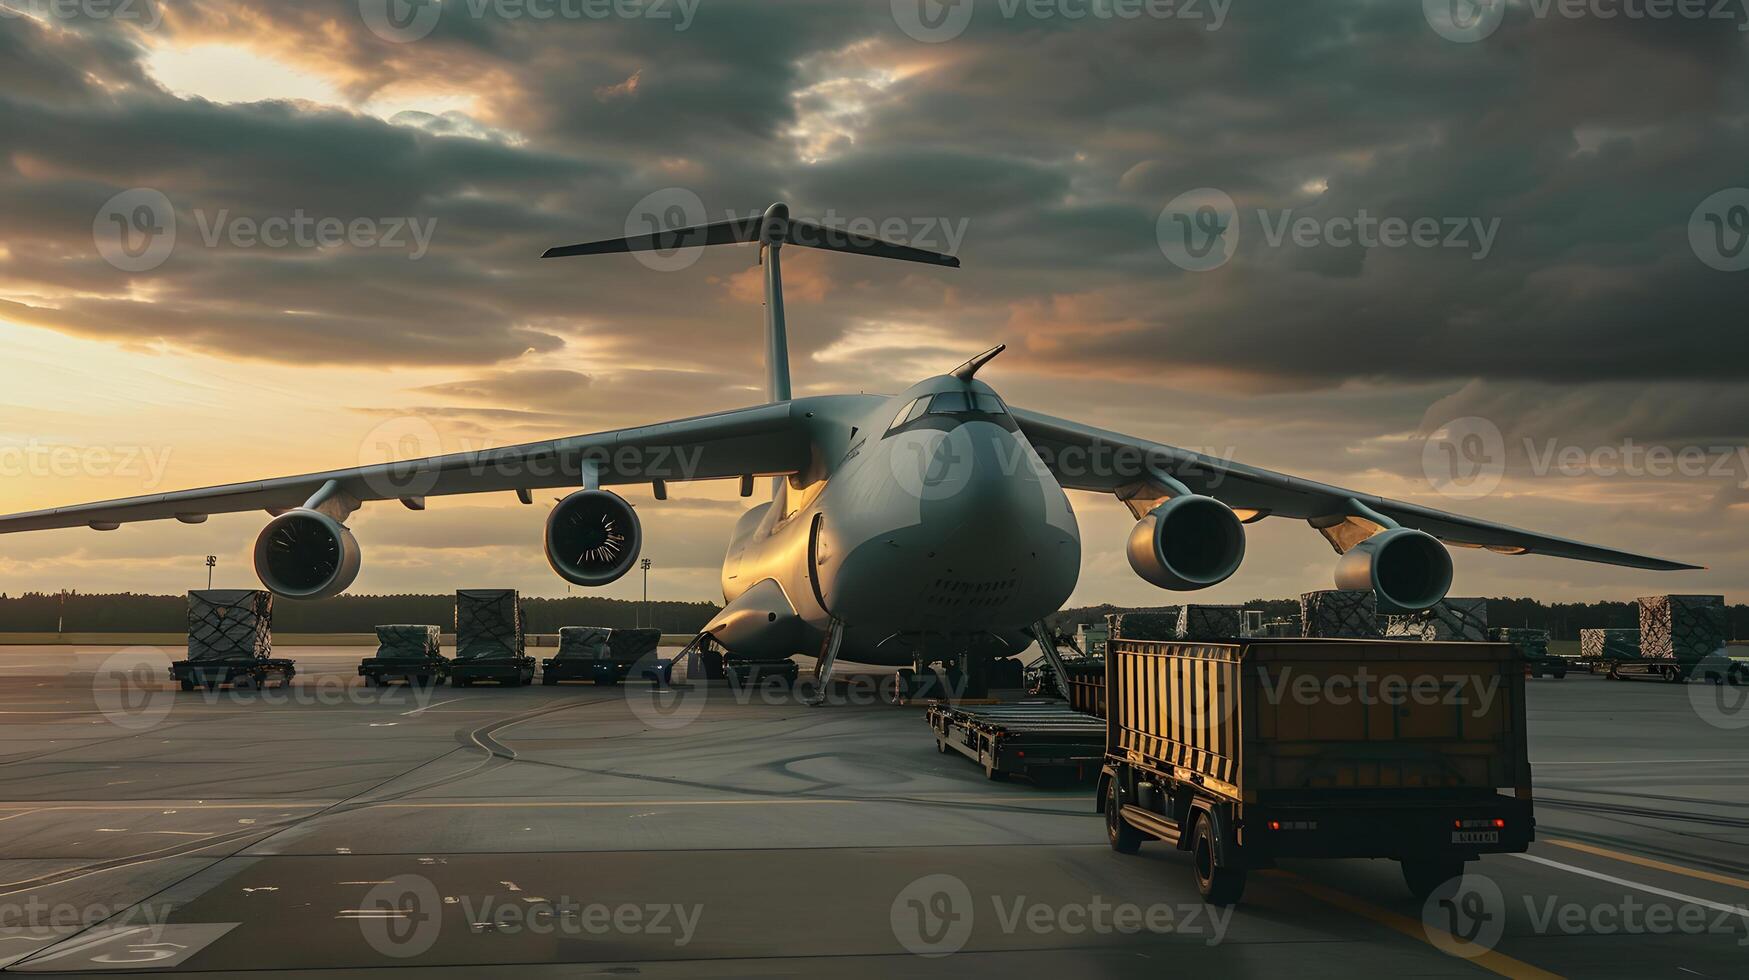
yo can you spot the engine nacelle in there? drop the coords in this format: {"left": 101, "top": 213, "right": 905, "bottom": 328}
{"left": 253, "top": 509, "right": 362, "bottom": 600}
{"left": 1334, "top": 527, "right": 1453, "bottom": 613}
{"left": 1127, "top": 494, "right": 1247, "bottom": 591}
{"left": 545, "top": 489, "right": 642, "bottom": 586}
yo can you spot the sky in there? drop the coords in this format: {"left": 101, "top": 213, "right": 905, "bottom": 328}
{"left": 0, "top": 0, "right": 1744, "bottom": 608}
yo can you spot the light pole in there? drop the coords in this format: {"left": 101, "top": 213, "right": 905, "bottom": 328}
{"left": 205, "top": 555, "right": 217, "bottom": 590}
{"left": 640, "top": 558, "right": 652, "bottom": 629}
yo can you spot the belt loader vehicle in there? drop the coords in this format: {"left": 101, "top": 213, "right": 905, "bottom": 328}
{"left": 1098, "top": 637, "right": 1534, "bottom": 905}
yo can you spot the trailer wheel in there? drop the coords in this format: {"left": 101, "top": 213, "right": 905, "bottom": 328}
{"left": 1192, "top": 812, "right": 1245, "bottom": 906}
{"left": 1104, "top": 781, "right": 1142, "bottom": 855}
{"left": 1401, "top": 858, "right": 1467, "bottom": 902}
{"left": 1730, "top": 666, "right": 1745, "bottom": 687}
{"left": 179, "top": 679, "right": 194, "bottom": 692}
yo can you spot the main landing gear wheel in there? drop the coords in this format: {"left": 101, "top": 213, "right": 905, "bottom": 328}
{"left": 1192, "top": 812, "right": 1245, "bottom": 906}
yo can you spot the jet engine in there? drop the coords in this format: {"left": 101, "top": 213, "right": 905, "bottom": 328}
{"left": 1334, "top": 527, "right": 1453, "bottom": 613}
{"left": 545, "top": 489, "right": 642, "bottom": 586}
{"left": 1127, "top": 495, "right": 1247, "bottom": 591}
{"left": 253, "top": 509, "right": 362, "bottom": 600}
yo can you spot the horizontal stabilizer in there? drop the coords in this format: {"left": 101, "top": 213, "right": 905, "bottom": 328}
{"left": 543, "top": 204, "right": 960, "bottom": 268}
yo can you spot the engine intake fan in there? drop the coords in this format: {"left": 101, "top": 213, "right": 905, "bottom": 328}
{"left": 545, "top": 489, "right": 642, "bottom": 586}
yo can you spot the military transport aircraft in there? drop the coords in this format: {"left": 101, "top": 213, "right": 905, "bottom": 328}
{"left": 0, "top": 203, "right": 1699, "bottom": 697}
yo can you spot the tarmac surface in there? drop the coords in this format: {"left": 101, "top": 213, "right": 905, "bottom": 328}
{"left": 0, "top": 644, "right": 1746, "bottom": 977}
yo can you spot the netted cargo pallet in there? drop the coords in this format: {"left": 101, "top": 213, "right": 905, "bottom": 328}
{"left": 1177, "top": 604, "right": 1243, "bottom": 640}
{"left": 455, "top": 589, "right": 525, "bottom": 660}
{"left": 1108, "top": 610, "right": 1181, "bottom": 641}
{"left": 187, "top": 590, "right": 272, "bottom": 661}
{"left": 1300, "top": 590, "right": 1380, "bottom": 639}
{"left": 608, "top": 628, "right": 662, "bottom": 661}
{"left": 1579, "top": 628, "right": 1639, "bottom": 660}
{"left": 374, "top": 624, "right": 442, "bottom": 660}
{"left": 1639, "top": 595, "right": 1725, "bottom": 662}
{"left": 1387, "top": 598, "right": 1489, "bottom": 641}
{"left": 556, "top": 626, "right": 612, "bottom": 659}
{"left": 1490, "top": 627, "right": 1551, "bottom": 658}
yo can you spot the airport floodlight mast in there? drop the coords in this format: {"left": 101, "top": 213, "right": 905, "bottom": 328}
{"left": 205, "top": 555, "right": 217, "bottom": 590}
{"left": 640, "top": 557, "right": 653, "bottom": 628}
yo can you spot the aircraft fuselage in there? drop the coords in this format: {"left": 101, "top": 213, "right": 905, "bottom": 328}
{"left": 706, "top": 377, "right": 1082, "bottom": 667}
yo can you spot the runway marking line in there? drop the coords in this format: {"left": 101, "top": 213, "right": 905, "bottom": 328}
{"left": 365, "top": 796, "right": 1064, "bottom": 810}
{"left": 1547, "top": 839, "right": 1749, "bottom": 893}
{"left": 1266, "top": 871, "right": 1564, "bottom": 980}
{"left": 1514, "top": 854, "right": 1749, "bottom": 921}
{"left": 401, "top": 698, "right": 460, "bottom": 716}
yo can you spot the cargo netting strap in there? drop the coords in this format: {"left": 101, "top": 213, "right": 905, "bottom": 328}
{"left": 1299, "top": 590, "right": 1380, "bottom": 639}
{"left": 557, "top": 626, "right": 612, "bottom": 660}
{"left": 1640, "top": 595, "right": 1725, "bottom": 661}
{"left": 1388, "top": 599, "right": 1489, "bottom": 642}
{"left": 187, "top": 590, "right": 273, "bottom": 662}
{"left": 455, "top": 590, "right": 524, "bottom": 660}
{"left": 375, "top": 624, "right": 442, "bottom": 660}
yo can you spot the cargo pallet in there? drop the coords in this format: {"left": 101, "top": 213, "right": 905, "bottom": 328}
{"left": 927, "top": 701, "right": 1105, "bottom": 783}
{"left": 171, "top": 658, "right": 296, "bottom": 691}
{"left": 450, "top": 657, "right": 536, "bottom": 687}
{"left": 1099, "top": 637, "right": 1534, "bottom": 906}
{"left": 359, "top": 658, "right": 449, "bottom": 687}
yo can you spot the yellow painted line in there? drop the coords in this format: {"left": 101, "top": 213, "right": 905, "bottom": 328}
{"left": 1547, "top": 839, "right": 1749, "bottom": 892}
{"left": 1269, "top": 871, "right": 1563, "bottom": 980}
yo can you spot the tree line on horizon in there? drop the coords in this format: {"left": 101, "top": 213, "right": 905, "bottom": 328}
{"left": 0, "top": 591, "right": 722, "bottom": 634}
{"left": 1, "top": 592, "right": 1740, "bottom": 642}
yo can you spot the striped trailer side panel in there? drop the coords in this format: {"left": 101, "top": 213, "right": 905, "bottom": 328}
{"left": 1114, "top": 642, "right": 1241, "bottom": 788}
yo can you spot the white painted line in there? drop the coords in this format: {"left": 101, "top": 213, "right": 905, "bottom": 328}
{"left": 1514, "top": 853, "right": 1749, "bottom": 920}
{"left": 402, "top": 698, "right": 460, "bottom": 717}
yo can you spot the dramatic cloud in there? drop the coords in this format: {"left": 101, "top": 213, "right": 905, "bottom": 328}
{"left": 1, "top": 1, "right": 1744, "bottom": 602}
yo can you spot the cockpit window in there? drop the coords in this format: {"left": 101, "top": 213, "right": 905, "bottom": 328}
{"left": 926, "top": 391, "right": 1007, "bottom": 416}
{"left": 927, "top": 391, "right": 971, "bottom": 414}
{"left": 889, "top": 398, "right": 921, "bottom": 432}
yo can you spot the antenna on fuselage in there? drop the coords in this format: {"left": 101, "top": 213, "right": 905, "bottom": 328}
{"left": 951, "top": 344, "right": 1006, "bottom": 382}
{"left": 542, "top": 201, "right": 961, "bottom": 406}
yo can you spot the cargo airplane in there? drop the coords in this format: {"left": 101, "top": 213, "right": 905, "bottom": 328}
{"left": 0, "top": 203, "right": 1700, "bottom": 698}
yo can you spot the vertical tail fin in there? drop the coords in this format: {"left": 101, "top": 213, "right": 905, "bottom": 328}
{"left": 543, "top": 200, "right": 961, "bottom": 406}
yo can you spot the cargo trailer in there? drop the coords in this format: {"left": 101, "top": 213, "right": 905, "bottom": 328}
{"left": 1098, "top": 637, "right": 1534, "bottom": 905}
{"left": 928, "top": 701, "right": 1105, "bottom": 783}
{"left": 173, "top": 590, "right": 295, "bottom": 690}
{"left": 450, "top": 589, "right": 535, "bottom": 687}
{"left": 542, "top": 627, "right": 662, "bottom": 685}
{"left": 359, "top": 625, "right": 447, "bottom": 687}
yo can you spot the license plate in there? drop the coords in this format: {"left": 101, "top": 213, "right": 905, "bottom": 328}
{"left": 1452, "top": 830, "right": 1499, "bottom": 844}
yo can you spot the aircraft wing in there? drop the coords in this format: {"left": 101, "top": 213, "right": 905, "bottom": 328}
{"left": 1011, "top": 407, "right": 1702, "bottom": 572}
{"left": 0, "top": 402, "right": 811, "bottom": 533}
